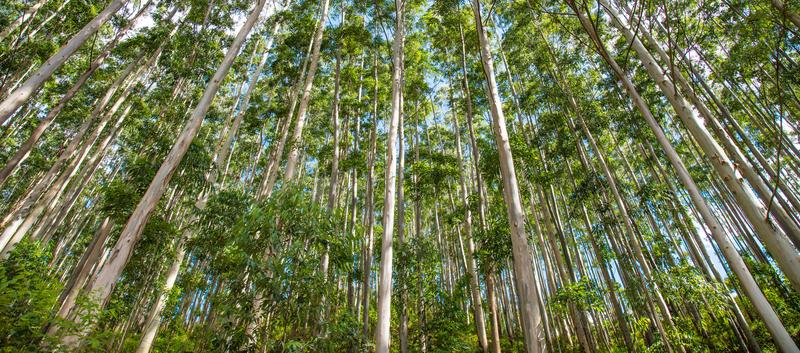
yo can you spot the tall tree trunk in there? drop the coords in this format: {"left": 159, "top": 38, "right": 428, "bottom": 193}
{"left": 471, "top": 1, "right": 542, "bottom": 352}
{"left": 397, "top": 91, "right": 408, "bottom": 353}
{"left": 375, "top": 0, "right": 404, "bottom": 351}
{"left": 134, "top": 238, "right": 187, "bottom": 353}
{"left": 213, "top": 20, "right": 282, "bottom": 186}
{"left": 322, "top": 5, "right": 343, "bottom": 279}
{"left": 0, "top": 0, "right": 126, "bottom": 125}
{"left": 0, "top": 1, "right": 157, "bottom": 187}
{"left": 450, "top": 83, "right": 489, "bottom": 352}
{"left": 72, "top": 0, "right": 266, "bottom": 329}
{"left": 361, "top": 53, "right": 379, "bottom": 340}
{"left": 486, "top": 272, "right": 502, "bottom": 353}
{"left": 601, "top": 1, "right": 800, "bottom": 291}
{"left": 260, "top": 25, "right": 315, "bottom": 197}
{"left": 281, "top": 0, "right": 331, "bottom": 181}
{"left": 565, "top": 3, "right": 800, "bottom": 351}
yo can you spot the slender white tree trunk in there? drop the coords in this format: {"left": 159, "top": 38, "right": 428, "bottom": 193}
{"left": 472, "top": 1, "right": 542, "bottom": 352}
{"left": 74, "top": 0, "right": 266, "bottom": 327}
{"left": 567, "top": 3, "right": 799, "bottom": 351}
{"left": 260, "top": 32, "right": 315, "bottom": 197}
{"left": 361, "top": 54, "right": 378, "bottom": 340}
{"left": 601, "top": 0, "right": 800, "bottom": 291}
{"left": 450, "top": 88, "right": 489, "bottom": 352}
{"left": 0, "top": 2, "right": 156, "bottom": 186}
{"left": 375, "top": 1, "right": 404, "bottom": 351}
{"left": 213, "top": 21, "right": 282, "bottom": 185}
{"left": 134, "top": 239, "right": 187, "bottom": 353}
{"left": 282, "top": 0, "right": 331, "bottom": 181}
{"left": 322, "top": 9, "right": 343, "bottom": 276}
{"left": 0, "top": 0, "right": 49, "bottom": 41}
{"left": 0, "top": 0, "right": 126, "bottom": 125}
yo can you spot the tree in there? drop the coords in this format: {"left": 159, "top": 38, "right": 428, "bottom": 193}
{"left": 2, "top": 0, "right": 800, "bottom": 352}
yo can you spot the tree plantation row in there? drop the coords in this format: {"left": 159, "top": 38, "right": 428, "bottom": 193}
{"left": 1, "top": 0, "right": 799, "bottom": 352}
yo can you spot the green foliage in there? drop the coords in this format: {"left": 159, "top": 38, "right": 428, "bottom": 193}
{"left": 736, "top": 258, "right": 800, "bottom": 351}
{"left": 549, "top": 277, "right": 604, "bottom": 314}
{"left": 474, "top": 211, "right": 512, "bottom": 273}
{"left": 409, "top": 148, "right": 459, "bottom": 199}
{"left": 424, "top": 294, "right": 480, "bottom": 353}
{"left": 0, "top": 241, "right": 62, "bottom": 351}
{"left": 312, "top": 311, "right": 362, "bottom": 352}
{"left": 2, "top": 0, "right": 800, "bottom": 352}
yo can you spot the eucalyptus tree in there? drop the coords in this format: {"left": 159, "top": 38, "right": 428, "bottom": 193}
{"left": 471, "top": 0, "right": 544, "bottom": 351}
{"left": 0, "top": 0, "right": 127, "bottom": 125}
{"left": 2, "top": 0, "right": 800, "bottom": 352}
{"left": 374, "top": 0, "right": 406, "bottom": 349}
{"left": 73, "top": 0, "right": 268, "bottom": 327}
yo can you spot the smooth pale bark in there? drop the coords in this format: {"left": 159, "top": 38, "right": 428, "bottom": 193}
{"left": 213, "top": 21, "right": 282, "bottom": 186}
{"left": 0, "top": 0, "right": 126, "bottom": 125}
{"left": 322, "top": 8, "right": 343, "bottom": 278}
{"left": 214, "top": 65, "right": 251, "bottom": 165}
{"left": 281, "top": 0, "right": 331, "bottom": 181}
{"left": 471, "top": 1, "right": 542, "bottom": 352}
{"left": 260, "top": 31, "right": 315, "bottom": 198}
{"left": 601, "top": 1, "right": 800, "bottom": 290}
{"left": 566, "top": 3, "right": 799, "bottom": 351}
{"left": 0, "top": 2, "right": 156, "bottom": 187}
{"left": 361, "top": 54, "right": 378, "bottom": 340}
{"left": 398, "top": 93, "right": 408, "bottom": 353}
{"left": 135, "top": 238, "right": 187, "bottom": 353}
{"left": 78, "top": 0, "right": 266, "bottom": 315}
{"left": 0, "top": 0, "right": 48, "bottom": 41}
{"left": 48, "top": 216, "right": 114, "bottom": 334}
{"left": 0, "top": 53, "right": 145, "bottom": 253}
{"left": 375, "top": 0, "right": 404, "bottom": 350}
{"left": 1, "top": 95, "right": 134, "bottom": 257}
{"left": 450, "top": 86, "right": 489, "bottom": 352}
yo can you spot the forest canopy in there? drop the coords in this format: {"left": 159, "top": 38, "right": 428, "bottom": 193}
{"left": 1, "top": 0, "right": 800, "bottom": 352}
